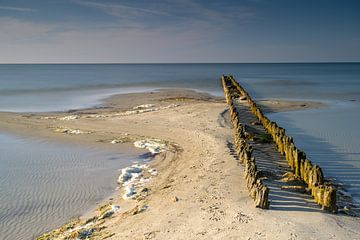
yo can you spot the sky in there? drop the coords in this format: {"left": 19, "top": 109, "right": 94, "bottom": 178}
{"left": 0, "top": 0, "right": 359, "bottom": 63}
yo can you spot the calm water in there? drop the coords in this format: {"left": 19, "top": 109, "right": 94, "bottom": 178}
{"left": 268, "top": 103, "right": 360, "bottom": 202}
{"left": 0, "top": 63, "right": 360, "bottom": 238}
{"left": 0, "top": 133, "right": 145, "bottom": 240}
{"left": 0, "top": 63, "right": 359, "bottom": 112}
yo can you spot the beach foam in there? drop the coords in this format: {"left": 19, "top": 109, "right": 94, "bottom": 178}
{"left": 117, "top": 165, "right": 144, "bottom": 185}
{"left": 117, "top": 163, "right": 158, "bottom": 200}
{"left": 134, "top": 139, "right": 167, "bottom": 154}
{"left": 54, "top": 127, "right": 92, "bottom": 135}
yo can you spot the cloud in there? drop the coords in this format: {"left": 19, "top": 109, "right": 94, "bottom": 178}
{"left": 0, "top": 5, "right": 36, "bottom": 12}
{"left": 0, "top": 1, "right": 257, "bottom": 63}
{"left": 167, "top": 0, "right": 255, "bottom": 22}
{"left": 72, "top": 0, "right": 255, "bottom": 28}
{"left": 0, "top": 14, "right": 222, "bottom": 63}
{"left": 73, "top": 0, "right": 169, "bottom": 18}
{"left": 0, "top": 17, "right": 52, "bottom": 43}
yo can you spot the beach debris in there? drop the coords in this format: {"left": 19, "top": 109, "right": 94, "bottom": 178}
{"left": 99, "top": 205, "right": 121, "bottom": 219}
{"left": 78, "top": 104, "right": 180, "bottom": 119}
{"left": 37, "top": 203, "right": 119, "bottom": 239}
{"left": 134, "top": 139, "right": 167, "bottom": 154}
{"left": 110, "top": 136, "right": 132, "bottom": 144}
{"left": 101, "top": 135, "right": 132, "bottom": 145}
{"left": 115, "top": 104, "right": 180, "bottom": 116}
{"left": 143, "top": 231, "right": 156, "bottom": 239}
{"left": 140, "top": 187, "right": 149, "bottom": 193}
{"left": 148, "top": 168, "right": 158, "bottom": 176}
{"left": 77, "top": 228, "right": 95, "bottom": 239}
{"left": 84, "top": 114, "right": 106, "bottom": 119}
{"left": 162, "top": 103, "right": 180, "bottom": 109}
{"left": 59, "top": 115, "right": 79, "bottom": 121}
{"left": 125, "top": 204, "right": 148, "bottom": 216}
{"left": 133, "top": 104, "right": 155, "bottom": 109}
{"left": 40, "top": 115, "right": 80, "bottom": 121}
{"left": 173, "top": 196, "right": 179, "bottom": 202}
{"left": 55, "top": 127, "right": 91, "bottom": 135}
{"left": 40, "top": 116, "right": 57, "bottom": 120}
{"left": 36, "top": 218, "right": 81, "bottom": 240}
{"left": 117, "top": 108, "right": 156, "bottom": 116}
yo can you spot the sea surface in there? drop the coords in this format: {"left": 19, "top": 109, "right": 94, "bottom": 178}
{"left": 0, "top": 63, "right": 359, "bottom": 239}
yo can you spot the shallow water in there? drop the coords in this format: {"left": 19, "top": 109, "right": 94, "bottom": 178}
{"left": 0, "top": 63, "right": 359, "bottom": 113}
{"left": 0, "top": 63, "right": 359, "bottom": 110}
{"left": 0, "top": 133, "right": 144, "bottom": 240}
{"left": 268, "top": 102, "right": 360, "bottom": 202}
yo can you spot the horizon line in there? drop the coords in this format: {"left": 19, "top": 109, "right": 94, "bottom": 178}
{"left": 0, "top": 61, "right": 359, "bottom": 65}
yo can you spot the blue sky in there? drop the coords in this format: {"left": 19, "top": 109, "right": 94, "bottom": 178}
{"left": 0, "top": 0, "right": 359, "bottom": 63}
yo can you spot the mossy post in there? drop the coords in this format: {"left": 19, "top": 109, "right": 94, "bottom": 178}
{"left": 222, "top": 75, "right": 337, "bottom": 212}
{"left": 221, "top": 75, "right": 270, "bottom": 209}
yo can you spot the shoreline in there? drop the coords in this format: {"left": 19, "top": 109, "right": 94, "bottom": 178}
{"left": 0, "top": 87, "right": 327, "bottom": 115}
{"left": 1, "top": 89, "right": 359, "bottom": 239}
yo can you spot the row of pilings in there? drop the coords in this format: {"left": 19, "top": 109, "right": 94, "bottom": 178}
{"left": 222, "top": 76, "right": 270, "bottom": 209}
{"left": 221, "top": 75, "right": 337, "bottom": 212}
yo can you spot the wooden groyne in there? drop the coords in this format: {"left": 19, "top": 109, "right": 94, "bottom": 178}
{"left": 222, "top": 76, "right": 270, "bottom": 209}
{"left": 221, "top": 75, "right": 337, "bottom": 212}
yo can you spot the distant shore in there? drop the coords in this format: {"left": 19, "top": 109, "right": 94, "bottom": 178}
{"left": 1, "top": 89, "right": 359, "bottom": 240}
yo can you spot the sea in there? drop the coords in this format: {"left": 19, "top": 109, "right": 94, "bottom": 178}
{"left": 0, "top": 63, "right": 359, "bottom": 239}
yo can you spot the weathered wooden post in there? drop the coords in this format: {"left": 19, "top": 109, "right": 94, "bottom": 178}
{"left": 222, "top": 75, "right": 337, "bottom": 212}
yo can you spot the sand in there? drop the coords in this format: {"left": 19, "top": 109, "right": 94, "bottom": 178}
{"left": 0, "top": 89, "right": 359, "bottom": 240}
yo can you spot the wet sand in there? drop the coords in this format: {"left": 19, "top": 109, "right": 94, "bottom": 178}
{"left": 0, "top": 89, "right": 359, "bottom": 240}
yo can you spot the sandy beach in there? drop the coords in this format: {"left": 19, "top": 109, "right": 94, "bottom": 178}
{"left": 1, "top": 89, "right": 359, "bottom": 240}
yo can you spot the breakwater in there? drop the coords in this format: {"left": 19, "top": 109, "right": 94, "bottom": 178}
{"left": 222, "top": 76, "right": 270, "bottom": 209}
{"left": 221, "top": 75, "right": 337, "bottom": 212}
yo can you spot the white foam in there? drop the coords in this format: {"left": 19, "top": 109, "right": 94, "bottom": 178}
{"left": 59, "top": 115, "right": 79, "bottom": 121}
{"left": 111, "top": 205, "right": 121, "bottom": 212}
{"left": 117, "top": 165, "right": 144, "bottom": 185}
{"left": 55, "top": 127, "right": 91, "bottom": 135}
{"left": 133, "top": 104, "right": 155, "bottom": 109}
{"left": 134, "top": 139, "right": 166, "bottom": 154}
{"left": 118, "top": 165, "right": 142, "bottom": 184}
{"left": 122, "top": 185, "right": 137, "bottom": 199}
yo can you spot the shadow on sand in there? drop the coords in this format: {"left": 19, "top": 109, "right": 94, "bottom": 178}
{"left": 224, "top": 101, "right": 360, "bottom": 215}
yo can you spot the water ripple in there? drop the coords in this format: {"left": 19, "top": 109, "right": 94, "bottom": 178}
{"left": 0, "top": 133, "right": 140, "bottom": 240}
